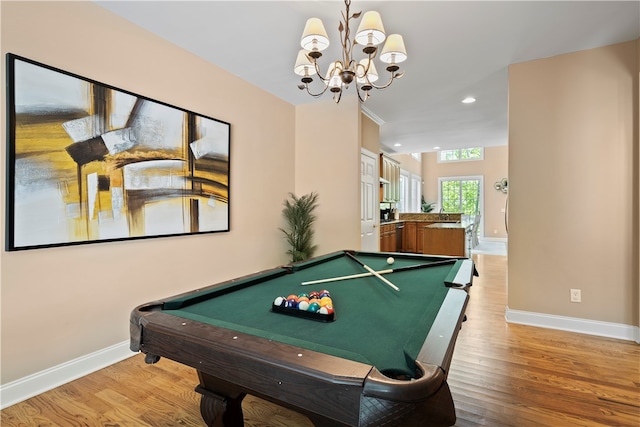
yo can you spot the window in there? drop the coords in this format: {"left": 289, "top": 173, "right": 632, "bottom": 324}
{"left": 398, "top": 170, "right": 421, "bottom": 213}
{"left": 438, "top": 176, "right": 483, "bottom": 219}
{"left": 410, "top": 174, "right": 421, "bottom": 212}
{"left": 398, "top": 170, "right": 409, "bottom": 213}
{"left": 411, "top": 152, "right": 421, "bottom": 162}
{"left": 438, "top": 147, "right": 483, "bottom": 162}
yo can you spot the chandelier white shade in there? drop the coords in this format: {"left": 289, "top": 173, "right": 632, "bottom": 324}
{"left": 294, "top": 0, "right": 407, "bottom": 103}
{"left": 294, "top": 49, "right": 316, "bottom": 76}
{"left": 355, "top": 11, "right": 386, "bottom": 46}
{"left": 300, "top": 18, "right": 330, "bottom": 52}
{"left": 380, "top": 34, "right": 407, "bottom": 64}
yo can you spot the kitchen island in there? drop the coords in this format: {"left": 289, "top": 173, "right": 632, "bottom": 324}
{"left": 423, "top": 221, "right": 473, "bottom": 257}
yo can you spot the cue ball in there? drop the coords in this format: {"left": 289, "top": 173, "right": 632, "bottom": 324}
{"left": 387, "top": 257, "right": 395, "bottom": 265}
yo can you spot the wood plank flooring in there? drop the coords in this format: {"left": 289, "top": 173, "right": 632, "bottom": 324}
{"left": 2, "top": 254, "right": 639, "bottom": 426}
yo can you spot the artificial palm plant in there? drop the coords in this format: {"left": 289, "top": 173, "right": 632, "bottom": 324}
{"left": 280, "top": 192, "right": 319, "bottom": 262}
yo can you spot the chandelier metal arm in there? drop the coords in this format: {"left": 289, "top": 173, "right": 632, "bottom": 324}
{"left": 365, "top": 71, "right": 404, "bottom": 90}
{"left": 298, "top": 80, "right": 331, "bottom": 98}
{"left": 311, "top": 58, "right": 329, "bottom": 83}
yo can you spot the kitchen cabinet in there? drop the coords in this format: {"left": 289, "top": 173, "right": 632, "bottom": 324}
{"left": 379, "top": 154, "right": 400, "bottom": 203}
{"left": 423, "top": 223, "right": 469, "bottom": 257}
{"left": 403, "top": 222, "right": 417, "bottom": 252}
{"left": 416, "top": 225, "right": 425, "bottom": 254}
{"left": 379, "top": 223, "right": 397, "bottom": 252}
{"left": 401, "top": 221, "right": 434, "bottom": 253}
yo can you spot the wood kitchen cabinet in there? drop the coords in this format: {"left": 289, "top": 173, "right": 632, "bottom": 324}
{"left": 402, "top": 222, "right": 417, "bottom": 252}
{"left": 379, "top": 154, "right": 400, "bottom": 203}
{"left": 401, "top": 221, "right": 433, "bottom": 253}
{"left": 416, "top": 225, "right": 425, "bottom": 254}
{"left": 423, "top": 224, "right": 468, "bottom": 257}
{"left": 379, "top": 223, "right": 396, "bottom": 252}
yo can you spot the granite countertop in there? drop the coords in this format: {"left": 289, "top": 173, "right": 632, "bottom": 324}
{"left": 426, "top": 220, "right": 473, "bottom": 230}
{"left": 379, "top": 220, "right": 403, "bottom": 225}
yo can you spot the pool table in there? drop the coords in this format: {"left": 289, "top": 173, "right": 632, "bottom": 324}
{"left": 130, "top": 250, "right": 476, "bottom": 427}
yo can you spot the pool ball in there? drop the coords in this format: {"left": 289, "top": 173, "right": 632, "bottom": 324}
{"left": 319, "top": 296, "right": 333, "bottom": 307}
{"left": 297, "top": 293, "right": 309, "bottom": 299}
{"left": 319, "top": 305, "right": 334, "bottom": 315}
{"left": 309, "top": 291, "right": 320, "bottom": 299}
{"left": 307, "top": 302, "right": 321, "bottom": 313}
{"left": 298, "top": 300, "right": 310, "bottom": 311}
{"left": 387, "top": 257, "right": 395, "bottom": 265}
{"left": 274, "top": 296, "right": 286, "bottom": 307}
{"left": 285, "top": 298, "right": 298, "bottom": 309}
{"left": 319, "top": 290, "right": 331, "bottom": 298}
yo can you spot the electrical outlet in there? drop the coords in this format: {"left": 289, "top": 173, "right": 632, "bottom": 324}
{"left": 570, "top": 289, "right": 581, "bottom": 303}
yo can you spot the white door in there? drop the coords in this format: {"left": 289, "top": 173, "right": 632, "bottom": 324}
{"left": 361, "top": 150, "right": 378, "bottom": 251}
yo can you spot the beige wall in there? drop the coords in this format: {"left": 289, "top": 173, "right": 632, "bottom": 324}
{"left": 295, "top": 96, "right": 362, "bottom": 253}
{"left": 360, "top": 113, "right": 380, "bottom": 154}
{"left": 390, "top": 153, "right": 422, "bottom": 176}
{"left": 508, "top": 40, "right": 638, "bottom": 326}
{"left": 0, "top": 1, "right": 360, "bottom": 385}
{"left": 421, "top": 146, "right": 509, "bottom": 239}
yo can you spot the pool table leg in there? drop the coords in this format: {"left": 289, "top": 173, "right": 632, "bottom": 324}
{"left": 196, "top": 372, "right": 246, "bottom": 427}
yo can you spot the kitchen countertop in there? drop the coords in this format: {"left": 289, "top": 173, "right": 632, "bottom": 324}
{"left": 426, "top": 220, "right": 473, "bottom": 230}
{"left": 379, "top": 220, "right": 404, "bottom": 225}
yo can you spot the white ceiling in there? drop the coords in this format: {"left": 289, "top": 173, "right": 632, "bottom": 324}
{"left": 95, "top": 1, "right": 639, "bottom": 154}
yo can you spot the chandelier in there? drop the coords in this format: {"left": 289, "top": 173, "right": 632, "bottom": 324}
{"left": 294, "top": 0, "right": 407, "bottom": 103}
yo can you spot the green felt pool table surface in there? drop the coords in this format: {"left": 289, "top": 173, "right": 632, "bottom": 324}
{"left": 165, "top": 251, "right": 466, "bottom": 377}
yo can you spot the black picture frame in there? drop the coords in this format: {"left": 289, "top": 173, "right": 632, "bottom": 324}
{"left": 5, "top": 53, "right": 230, "bottom": 251}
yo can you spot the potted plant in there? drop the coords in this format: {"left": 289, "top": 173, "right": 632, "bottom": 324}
{"left": 280, "top": 192, "right": 319, "bottom": 262}
{"left": 421, "top": 196, "right": 435, "bottom": 212}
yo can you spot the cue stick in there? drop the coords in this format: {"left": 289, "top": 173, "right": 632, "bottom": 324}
{"left": 301, "top": 270, "right": 392, "bottom": 285}
{"left": 300, "top": 258, "right": 457, "bottom": 286}
{"left": 344, "top": 252, "right": 400, "bottom": 292}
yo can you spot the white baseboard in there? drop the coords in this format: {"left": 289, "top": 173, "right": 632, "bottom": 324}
{"left": 0, "top": 340, "right": 136, "bottom": 409}
{"left": 505, "top": 307, "right": 640, "bottom": 343}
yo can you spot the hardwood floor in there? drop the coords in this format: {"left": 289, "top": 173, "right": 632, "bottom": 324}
{"left": 2, "top": 254, "right": 638, "bottom": 426}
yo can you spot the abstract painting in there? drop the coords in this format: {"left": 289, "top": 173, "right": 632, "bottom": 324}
{"left": 5, "top": 54, "right": 230, "bottom": 250}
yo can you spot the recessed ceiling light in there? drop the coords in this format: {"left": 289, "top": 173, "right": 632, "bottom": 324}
{"left": 433, "top": 146, "right": 441, "bottom": 150}
{"left": 394, "top": 143, "right": 401, "bottom": 147}
{"left": 462, "top": 97, "right": 476, "bottom": 104}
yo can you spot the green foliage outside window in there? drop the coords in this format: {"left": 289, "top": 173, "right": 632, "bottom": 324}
{"left": 441, "top": 179, "right": 480, "bottom": 215}
{"left": 439, "top": 148, "right": 483, "bottom": 162}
